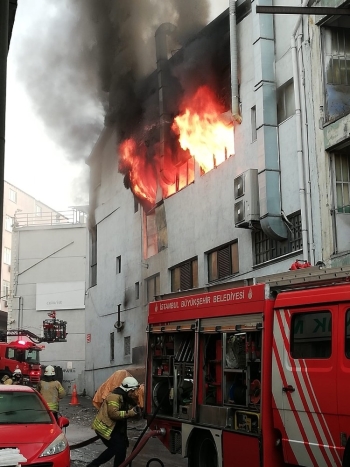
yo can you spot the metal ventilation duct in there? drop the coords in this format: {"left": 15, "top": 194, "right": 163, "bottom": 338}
{"left": 253, "top": 2, "right": 287, "bottom": 240}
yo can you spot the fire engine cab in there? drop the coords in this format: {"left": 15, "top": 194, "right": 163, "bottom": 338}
{"left": 145, "top": 265, "right": 350, "bottom": 467}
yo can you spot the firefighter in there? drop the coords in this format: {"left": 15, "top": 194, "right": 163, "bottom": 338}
{"left": 37, "top": 365, "right": 66, "bottom": 420}
{"left": 87, "top": 376, "right": 141, "bottom": 467}
{"left": 12, "top": 368, "right": 24, "bottom": 385}
{"left": 1, "top": 374, "right": 13, "bottom": 385}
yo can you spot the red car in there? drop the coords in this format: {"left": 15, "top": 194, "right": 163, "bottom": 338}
{"left": 0, "top": 385, "right": 70, "bottom": 466}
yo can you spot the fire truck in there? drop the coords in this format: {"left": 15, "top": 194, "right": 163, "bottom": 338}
{"left": 0, "top": 316, "right": 67, "bottom": 386}
{"left": 145, "top": 265, "right": 350, "bottom": 467}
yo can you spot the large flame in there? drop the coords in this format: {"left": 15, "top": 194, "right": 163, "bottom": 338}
{"left": 172, "top": 85, "right": 234, "bottom": 173}
{"left": 119, "top": 138, "right": 158, "bottom": 205}
{"left": 118, "top": 85, "right": 234, "bottom": 206}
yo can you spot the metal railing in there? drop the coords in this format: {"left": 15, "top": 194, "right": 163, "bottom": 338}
{"left": 14, "top": 209, "right": 87, "bottom": 228}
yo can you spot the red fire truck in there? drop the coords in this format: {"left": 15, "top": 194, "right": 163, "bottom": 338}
{"left": 145, "top": 265, "right": 350, "bottom": 467}
{"left": 0, "top": 317, "right": 67, "bottom": 386}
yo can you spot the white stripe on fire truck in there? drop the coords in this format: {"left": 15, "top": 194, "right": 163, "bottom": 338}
{"left": 273, "top": 315, "right": 319, "bottom": 466}
{"left": 281, "top": 311, "right": 339, "bottom": 466}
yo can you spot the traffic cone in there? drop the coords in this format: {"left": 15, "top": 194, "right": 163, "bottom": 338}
{"left": 69, "top": 384, "right": 80, "bottom": 406}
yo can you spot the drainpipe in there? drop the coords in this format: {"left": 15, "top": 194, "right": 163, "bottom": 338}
{"left": 155, "top": 23, "right": 177, "bottom": 198}
{"left": 291, "top": 0, "right": 313, "bottom": 263}
{"left": 229, "top": 0, "right": 242, "bottom": 124}
{"left": 253, "top": 1, "right": 288, "bottom": 240}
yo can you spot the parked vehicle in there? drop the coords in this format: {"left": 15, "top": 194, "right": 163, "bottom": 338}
{"left": 145, "top": 265, "right": 350, "bottom": 467}
{"left": 0, "top": 385, "right": 70, "bottom": 466}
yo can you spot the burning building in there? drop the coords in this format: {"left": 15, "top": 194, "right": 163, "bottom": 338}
{"left": 84, "top": 0, "right": 350, "bottom": 393}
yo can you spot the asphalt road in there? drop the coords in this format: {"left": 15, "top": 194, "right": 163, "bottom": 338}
{"left": 60, "top": 395, "right": 187, "bottom": 467}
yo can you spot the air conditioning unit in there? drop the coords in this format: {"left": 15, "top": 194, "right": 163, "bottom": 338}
{"left": 234, "top": 169, "right": 260, "bottom": 227}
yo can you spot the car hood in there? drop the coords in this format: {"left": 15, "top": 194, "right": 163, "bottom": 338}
{"left": 0, "top": 424, "right": 65, "bottom": 461}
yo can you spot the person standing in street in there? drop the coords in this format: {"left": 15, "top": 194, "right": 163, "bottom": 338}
{"left": 37, "top": 365, "right": 66, "bottom": 420}
{"left": 87, "top": 376, "right": 141, "bottom": 467}
{"left": 12, "top": 368, "right": 24, "bottom": 385}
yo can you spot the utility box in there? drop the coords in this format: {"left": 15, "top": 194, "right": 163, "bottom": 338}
{"left": 234, "top": 169, "right": 260, "bottom": 227}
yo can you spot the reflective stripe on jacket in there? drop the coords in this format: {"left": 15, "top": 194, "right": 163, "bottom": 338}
{"left": 37, "top": 380, "right": 66, "bottom": 412}
{"left": 91, "top": 390, "right": 135, "bottom": 440}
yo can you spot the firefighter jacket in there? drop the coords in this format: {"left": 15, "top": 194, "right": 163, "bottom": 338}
{"left": 91, "top": 387, "right": 137, "bottom": 440}
{"left": 1, "top": 375, "right": 12, "bottom": 385}
{"left": 37, "top": 380, "right": 66, "bottom": 412}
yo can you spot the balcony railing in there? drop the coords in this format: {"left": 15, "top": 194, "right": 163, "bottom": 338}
{"left": 14, "top": 209, "right": 87, "bottom": 228}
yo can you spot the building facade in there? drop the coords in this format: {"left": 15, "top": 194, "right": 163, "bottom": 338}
{"left": 1, "top": 181, "right": 66, "bottom": 322}
{"left": 84, "top": 0, "right": 350, "bottom": 396}
{"left": 8, "top": 210, "right": 87, "bottom": 393}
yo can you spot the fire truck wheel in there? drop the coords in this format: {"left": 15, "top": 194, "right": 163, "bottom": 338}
{"left": 188, "top": 432, "right": 218, "bottom": 467}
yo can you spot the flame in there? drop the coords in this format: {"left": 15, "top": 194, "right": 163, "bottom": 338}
{"left": 172, "top": 85, "right": 234, "bottom": 173}
{"left": 119, "top": 139, "right": 158, "bottom": 205}
{"left": 118, "top": 85, "right": 234, "bottom": 207}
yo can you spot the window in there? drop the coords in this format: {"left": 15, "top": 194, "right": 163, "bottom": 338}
{"left": 251, "top": 106, "right": 257, "bottom": 142}
{"left": 3, "top": 281, "right": 9, "bottom": 307}
{"left": 146, "top": 274, "right": 160, "bottom": 303}
{"left": 135, "top": 282, "right": 139, "bottom": 300}
{"left": 116, "top": 256, "right": 121, "bottom": 274}
{"left": 124, "top": 336, "right": 131, "bottom": 356}
{"left": 110, "top": 332, "right": 115, "bottom": 361}
{"left": 5, "top": 215, "right": 13, "bottom": 232}
{"left": 291, "top": 311, "right": 332, "bottom": 359}
{"left": 35, "top": 205, "right": 42, "bottom": 217}
{"left": 253, "top": 211, "right": 302, "bottom": 265}
{"left": 9, "top": 188, "right": 17, "bottom": 203}
{"left": 277, "top": 79, "right": 295, "bottom": 124}
{"left": 208, "top": 242, "right": 239, "bottom": 282}
{"left": 90, "top": 226, "right": 97, "bottom": 287}
{"left": 4, "top": 247, "right": 11, "bottom": 265}
{"left": 334, "top": 152, "right": 350, "bottom": 213}
{"left": 322, "top": 25, "right": 350, "bottom": 122}
{"left": 170, "top": 258, "right": 198, "bottom": 292}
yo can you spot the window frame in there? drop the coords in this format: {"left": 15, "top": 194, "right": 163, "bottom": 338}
{"left": 207, "top": 241, "right": 239, "bottom": 283}
{"left": 170, "top": 257, "right": 198, "bottom": 292}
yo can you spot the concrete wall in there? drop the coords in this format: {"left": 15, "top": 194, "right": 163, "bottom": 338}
{"left": 9, "top": 222, "right": 87, "bottom": 394}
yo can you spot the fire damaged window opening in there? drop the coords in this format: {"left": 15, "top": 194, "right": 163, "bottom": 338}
{"left": 253, "top": 211, "right": 302, "bottom": 265}
{"left": 322, "top": 23, "right": 350, "bottom": 123}
{"left": 207, "top": 241, "right": 239, "bottom": 283}
{"left": 146, "top": 274, "right": 160, "bottom": 303}
{"left": 90, "top": 226, "right": 97, "bottom": 287}
{"left": 170, "top": 257, "right": 198, "bottom": 292}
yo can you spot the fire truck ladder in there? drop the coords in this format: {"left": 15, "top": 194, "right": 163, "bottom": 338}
{"left": 254, "top": 264, "right": 350, "bottom": 291}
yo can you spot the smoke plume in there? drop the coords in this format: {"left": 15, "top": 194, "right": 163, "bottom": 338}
{"left": 14, "top": 0, "right": 210, "bottom": 162}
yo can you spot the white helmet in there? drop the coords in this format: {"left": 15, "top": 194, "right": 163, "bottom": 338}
{"left": 120, "top": 376, "right": 140, "bottom": 392}
{"left": 13, "top": 368, "right": 22, "bottom": 377}
{"left": 44, "top": 365, "right": 55, "bottom": 376}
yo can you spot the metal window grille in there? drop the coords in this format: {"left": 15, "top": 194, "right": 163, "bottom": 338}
{"left": 254, "top": 212, "right": 302, "bottom": 265}
{"left": 124, "top": 336, "right": 131, "bottom": 356}
{"left": 207, "top": 241, "right": 239, "bottom": 282}
{"left": 110, "top": 332, "right": 115, "bottom": 361}
{"left": 170, "top": 259, "right": 198, "bottom": 292}
{"left": 334, "top": 152, "right": 350, "bottom": 213}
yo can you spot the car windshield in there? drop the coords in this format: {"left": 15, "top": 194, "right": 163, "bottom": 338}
{"left": 0, "top": 391, "right": 52, "bottom": 424}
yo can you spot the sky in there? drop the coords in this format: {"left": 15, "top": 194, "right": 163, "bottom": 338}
{"left": 5, "top": 0, "right": 228, "bottom": 213}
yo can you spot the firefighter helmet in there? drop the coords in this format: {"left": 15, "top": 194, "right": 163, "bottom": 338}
{"left": 120, "top": 376, "right": 140, "bottom": 392}
{"left": 44, "top": 365, "right": 55, "bottom": 376}
{"left": 13, "top": 368, "right": 22, "bottom": 377}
